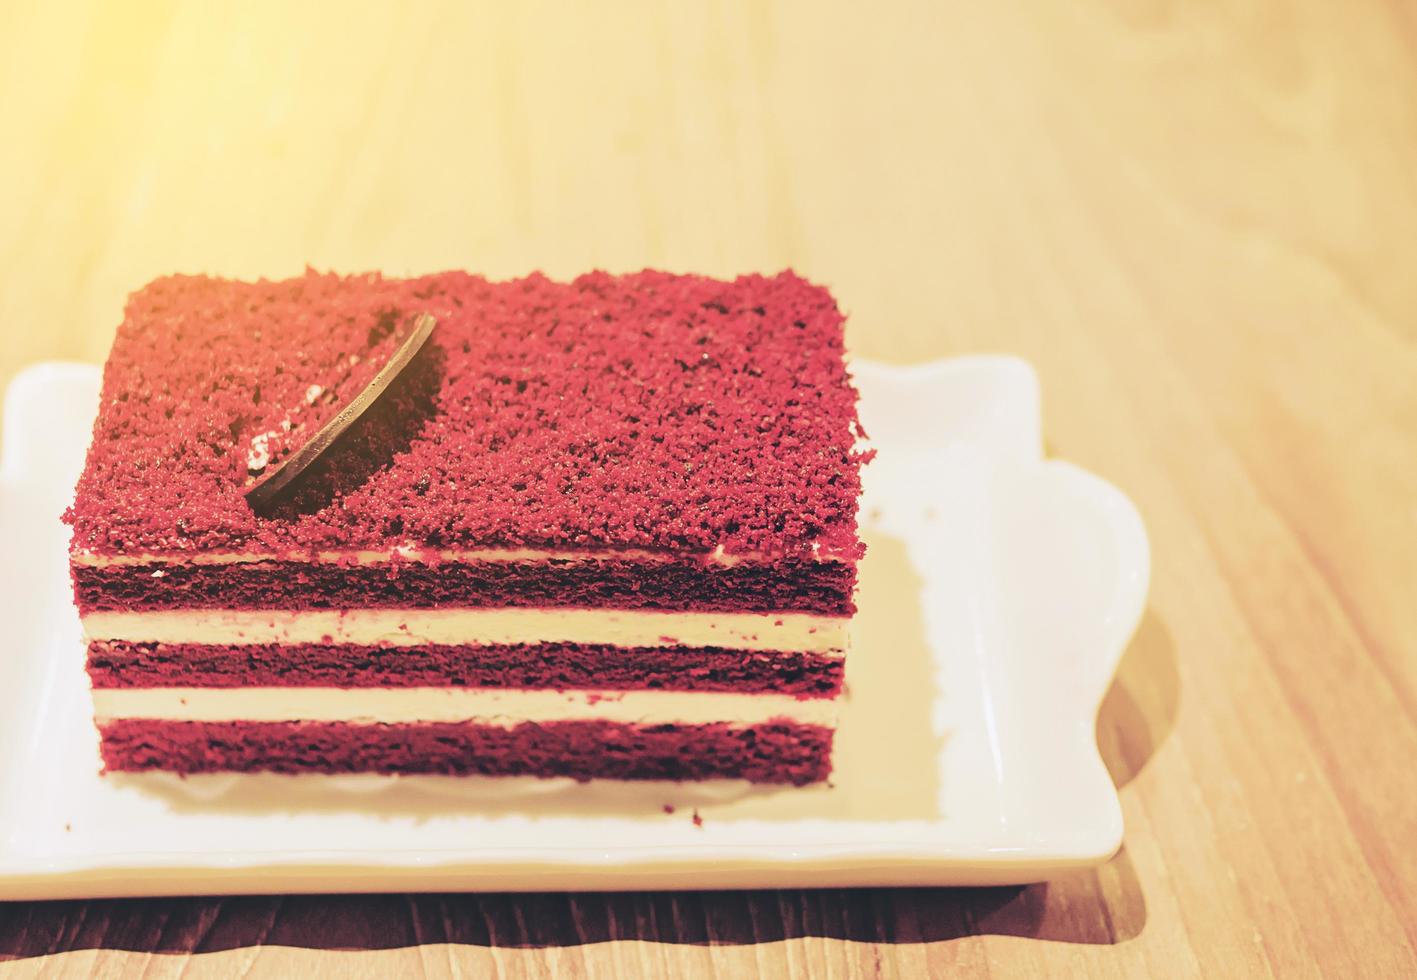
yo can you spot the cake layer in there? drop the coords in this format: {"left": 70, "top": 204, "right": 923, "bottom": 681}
{"left": 92, "top": 686, "right": 838, "bottom": 727}
{"left": 80, "top": 608, "right": 849, "bottom": 654}
{"left": 97, "top": 719, "right": 834, "bottom": 784}
{"left": 88, "top": 640, "right": 845, "bottom": 696}
{"left": 72, "top": 553, "right": 855, "bottom": 615}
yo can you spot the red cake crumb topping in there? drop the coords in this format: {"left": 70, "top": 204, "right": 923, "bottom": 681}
{"left": 67, "top": 270, "right": 868, "bottom": 560}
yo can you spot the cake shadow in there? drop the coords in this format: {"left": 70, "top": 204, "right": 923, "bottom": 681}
{"left": 109, "top": 529, "right": 943, "bottom": 825}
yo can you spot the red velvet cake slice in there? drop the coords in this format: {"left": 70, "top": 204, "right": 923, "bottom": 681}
{"left": 67, "top": 269, "right": 867, "bottom": 785}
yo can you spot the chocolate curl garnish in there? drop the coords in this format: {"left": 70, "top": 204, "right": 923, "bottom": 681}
{"left": 243, "top": 313, "right": 437, "bottom": 511}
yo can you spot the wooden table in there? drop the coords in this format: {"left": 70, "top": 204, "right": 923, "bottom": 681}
{"left": 3, "top": 2, "right": 1414, "bottom": 976}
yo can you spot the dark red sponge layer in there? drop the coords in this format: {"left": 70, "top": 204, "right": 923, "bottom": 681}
{"left": 98, "top": 719, "right": 834, "bottom": 785}
{"left": 73, "top": 555, "right": 856, "bottom": 615}
{"left": 67, "top": 269, "right": 868, "bottom": 562}
{"left": 87, "top": 640, "right": 845, "bottom": 696}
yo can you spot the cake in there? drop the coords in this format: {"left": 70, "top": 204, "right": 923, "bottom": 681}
{"left": 66, "top": 269, "right": 868, "bottom": 785}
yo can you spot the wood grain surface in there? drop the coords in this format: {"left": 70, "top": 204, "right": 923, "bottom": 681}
{"left": 2, "top": 1, "right": 1415, "bottom": 976}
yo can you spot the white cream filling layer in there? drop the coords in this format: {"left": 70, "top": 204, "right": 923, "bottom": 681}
{"left": 92, "top": 687, "right": 838, "bottom": 728}
{"left": 73, "top": 545, "right": 842, "bottom": 568}
{"left": 81, "top": 609, "right": 849, "bottom": 655}
{"left": 74, "top": 547, "right": 680, "bottom": 568}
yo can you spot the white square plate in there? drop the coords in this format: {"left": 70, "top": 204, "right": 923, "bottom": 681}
{"left": 0, "top": 356, "right": 1147, "bottom": 899}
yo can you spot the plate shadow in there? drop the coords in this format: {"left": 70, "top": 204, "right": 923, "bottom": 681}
{"left": 1095, "top": 611, "right": 1179, "bottom": 789}
{"left": 0, "top": 848, "right": 1146, "bottom": 956}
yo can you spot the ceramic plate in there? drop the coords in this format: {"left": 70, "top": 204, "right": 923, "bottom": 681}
{"left": 0, "top": 356, "right": 1148, "bottom": 899}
